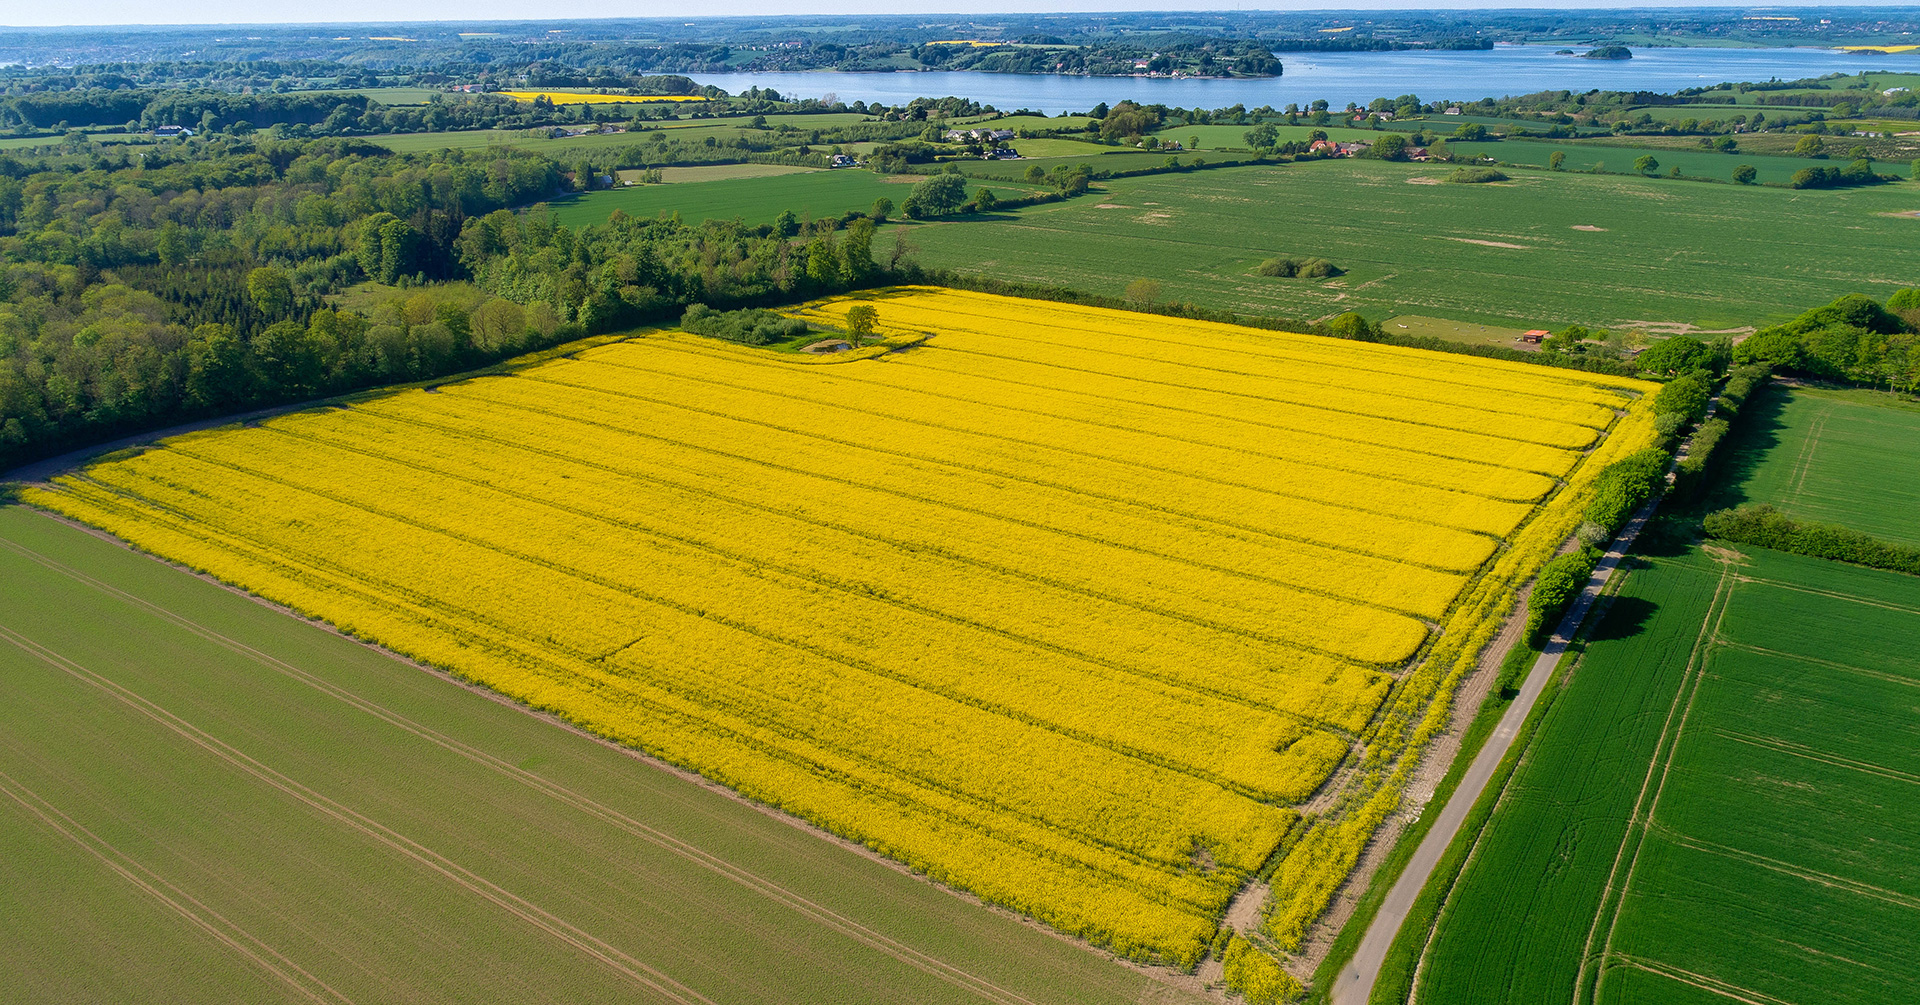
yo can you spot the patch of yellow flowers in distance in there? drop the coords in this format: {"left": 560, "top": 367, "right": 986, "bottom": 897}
{"left": 29, "top": 287, "right": 1657, "bottom": 969}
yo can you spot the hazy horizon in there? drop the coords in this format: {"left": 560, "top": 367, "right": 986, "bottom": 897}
{"left": 5, "top": 1, "right": 1909, "bottom": 30}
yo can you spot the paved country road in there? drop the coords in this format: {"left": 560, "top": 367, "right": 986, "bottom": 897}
{"left": 1329, "top": 497, "right": 1661, "bottom": 1005}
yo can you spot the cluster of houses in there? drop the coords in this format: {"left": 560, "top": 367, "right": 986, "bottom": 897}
{"left": 1307, "top": 138, "right": 1436, "bottom": 161}
{"left": 942, "top": 127, "right": 1017, "bottom": 143}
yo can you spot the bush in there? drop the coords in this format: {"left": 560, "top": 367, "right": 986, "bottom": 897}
{"left": 1256, "top": 257, "right": 1342, "bottom": 279}
{"left": 1321, "top": 311, "right": 1384, "bottom": 341}
{"left": 1526, "top": 546, "right": 1602, "bottom": 641}
{"left": 679, "top": 303, "right": 810, "bottom": 346}
{"left": 1584, "top": 447, "right": 1670, "bottom": 534}
{"left": 1651, "top": 374, "right": 1711, "bottom": 425}
{"left": 901, "top": 173, "right": 967, "bottom": 218}
{"left": 1703, "top": 505, "right": 1920, "bottom": 576}
{"left": 1714, "top": 363, "right": 1771, "bottom": 418}
{"left": 1448, "top": 166, "right": 1507, "bottom": 184}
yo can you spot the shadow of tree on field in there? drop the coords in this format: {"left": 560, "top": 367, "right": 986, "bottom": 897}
{"left": 1586, "top": 596, "right": 1660, "bottom": 642}
{"left": 1700, "top": 383, "right": 1790, "bottom": 512}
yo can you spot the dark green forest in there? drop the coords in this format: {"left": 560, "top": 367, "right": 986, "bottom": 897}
{"left": 0, "top": 135, "right": 894, "bottom": 470}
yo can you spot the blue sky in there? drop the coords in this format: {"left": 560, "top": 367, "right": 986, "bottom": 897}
{"left": 5, "top": 1, "right": 1896, "bottom": 29}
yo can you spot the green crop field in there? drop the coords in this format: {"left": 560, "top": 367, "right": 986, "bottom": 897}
{"left": 960, "top": 148, "right": 1260, "bottom": 179}
{"left": 1411, "top": 544, "right": 1920, "bottom": 1005}
{"left": 618, "top": 163, "right": 821, "bottom": 184}
{"left": 369, "top": 113, "right": 877, "bottom": 155}
{"left": 0, "top": 506, "right": 1202, "bottom": 1005}
{"left": 1710, "top": 385, "right": 1920, "bottom": 546}
{"left": 904, "top": 159, "right": 1920, "bottom": 330}
{"left": 1384, "top": 314, "right": 1540, "bottom": 348}
{"left": 545, "top": 170, "right": 1033, "bottom": 227}
{"left": 1448, "top": 137, "right": 1813, "bottom": 185}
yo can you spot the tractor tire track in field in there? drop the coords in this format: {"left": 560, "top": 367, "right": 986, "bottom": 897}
{"left": 1576, "top": 558, "right": 1740, "bottom": 1005}
{"left": 0, "top": 620, "right": 717, "bottom": 1005}
{"left": 1646, "top": 821, "right": 1920, "bottom": 911}
{"left": 1715, "top": 641, "right": 1920, "bottom": 690}
{"left": 0, "top": 766, "right": 354, "bottom": 1005}
{"left": 36, "top": 480, "right": 1215, "bottom": 905}
{"left": 1785, "top": 402, "right": 1832, "bottom": 508}
{"left": 0, "top": 532, "right": 1052, "bottom": 1005}
{"left": 1612, "top": 955, "right": 1802, "bottom": 1005}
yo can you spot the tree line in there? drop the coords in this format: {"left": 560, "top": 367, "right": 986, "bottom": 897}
{"left": 0, "top": 134, "right": 896, "bottom": 471}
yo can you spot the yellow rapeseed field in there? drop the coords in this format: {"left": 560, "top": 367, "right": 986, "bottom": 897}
{"left": 25, "top": 287, "right": 1658, "bottom": 968}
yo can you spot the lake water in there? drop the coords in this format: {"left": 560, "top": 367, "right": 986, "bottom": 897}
{"left": 691, "top": 45, "right": 1918, "bottom": 113}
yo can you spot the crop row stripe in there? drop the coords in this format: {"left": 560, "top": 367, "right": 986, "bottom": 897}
{"left": 0, "top": 621, "right": 719, "bottom": 1005}
{"left": 818, "top": 293, "right": 1628, "bottom": 419}
{"left": 68, "top": 457, "right": 1299, "bottom": 879}
{"left": 244, "top": 420, "right": 1366, "bottom": 800}
{"left": 538, "top": 359, "right": 1515, "bottom": 551}
{"left": 484, "top": 370, "right": 1494, "bottom": 577}
{"left": 890, "top": 287, "right": 1651, "bottom": 399}
{"left": 0, "top": 534, "right": 1058, "bottom": 1005}
{"left": 329, "top": 401, "right": 1401, "bottom": 720}
{"left": 33, "top": 477, "right": 1250, "bottom": 912}
{"left": 640, "top": 334, "right": 1558, "bottom": 504}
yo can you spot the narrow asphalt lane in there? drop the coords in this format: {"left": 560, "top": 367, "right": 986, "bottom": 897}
{"left": 1330, "top": 497, "right": 1660, "bottom": 1005}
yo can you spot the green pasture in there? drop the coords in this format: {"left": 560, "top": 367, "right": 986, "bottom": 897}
{"left": 1149, "top": 122, "right": 1406, "bottom": 151}
{"left": 0, "top": 506, "right": 1199, "bottom": 1005}
{"left": 315, "top": 85, "right": 444, "bottom": 105}
{"left": 619, "top": 163, "right": 820, "bottom": 184}
{"left": 961, "top": 148, "right": 1263, "bottom": 180}
{"left": 0, "top": 131, "right": 155, "bottom": 151}
{"left": 1448, "top": 137, "right": 1812, "bottom": 184}
{"left": 1384, "top": 314, "right": 1540, "bottom": 348}
{"left": 1629, "top": 104, "right": 1754, "bottom": 123}
{"left": 1411, "top": 544, "right": 1920, "bottom": 1005}
{"left": 369, "top": 113, "right": 877, "bottom": 155}
{"left": 543, "top": 169, "right": 1033, "bottom": 227}
{"left": 1709, "top": 385, "right": 1920, "bottom": 546}
{"left": 903, "top": 158, "right": 1920, "bottom": 330}
{"left": 973, "top": 114, "right": 1096, "bottom": 131}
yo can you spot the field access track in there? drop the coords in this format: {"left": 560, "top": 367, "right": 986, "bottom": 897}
{"left": 0, "top": 507, "right": 1195, "bottom": 1005}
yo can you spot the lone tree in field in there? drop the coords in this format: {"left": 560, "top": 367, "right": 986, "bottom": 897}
{"left": 903, "top": 174, "right": 967, "bottom": 218}
{"left": 1634, "top": 154, "right": 1660, "bottom": 176}
{"left": 1733, "top": 164, "right": 1758, "bottom": 185}
{"left": 1549, "top": 151, "right": 1566, "bottom": 171}
{"left": 845, "top": 304, "right": 877, "bottom": 343}
{"left": 1124, "top": 279, "right": 1163, "bottom": 306}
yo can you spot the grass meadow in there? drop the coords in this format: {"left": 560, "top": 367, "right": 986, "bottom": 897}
{"left": 1447, "top": 137, "right": 1815, "bottom": 185}
{"left": 1411, "top": 544, "right": 1920, "bottom": 1005}
{"left": 1710, "top": 385, "right": 1920, "bottom": 546}
{"left": 904, "top": 159, "right": 1920, "bottom": 329}
{"left": 0, "top": 506, "right": 1195, "bottom": 1005}
{"left": 545, "top": 171, "right": 1036, "bottom": 227}
{"left": 369, "top": 113, "right": 874, "bottom": 155}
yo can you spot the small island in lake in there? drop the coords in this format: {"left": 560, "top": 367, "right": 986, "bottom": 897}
{"left": 1581, "top": 45, "right": 1634, "bottom": 59}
